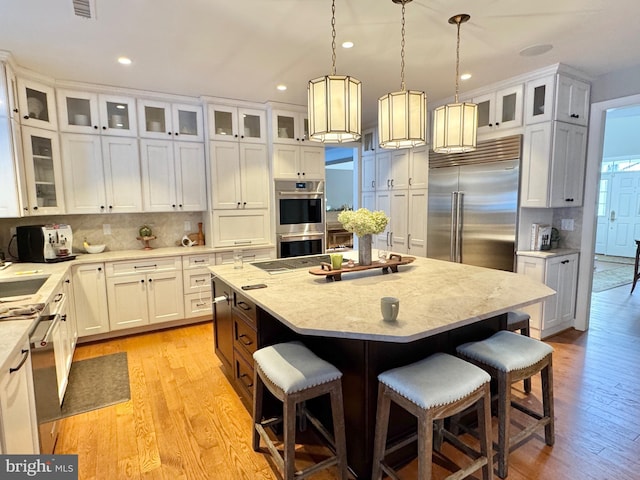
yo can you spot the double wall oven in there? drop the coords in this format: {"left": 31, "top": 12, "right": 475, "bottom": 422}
{"left": 275, "top": 180, "right": 325, "bottom": 258}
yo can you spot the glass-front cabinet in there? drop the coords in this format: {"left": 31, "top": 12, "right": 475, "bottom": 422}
{"left": 57, "top": 90, "right": 137, "bottom": 136}
{"left": 208, "top": 104, "right": 266, "bottom": 144}
{"left": 21, "top": 126, "right": 65, "bottom": 214}
{"left": 473, "top": 84, "right": 523, "bottom": 137}
{"left": 524, "top": 75, "right": 555, "bottom": 125}
{"left": 137, "top": 100, "right": 203, "bottom": 141}
{"left": 271, "top": 110, "right": 309, "bottom": 144}
{"left": 17, "top": 78, "right": 58, "bottom": 131}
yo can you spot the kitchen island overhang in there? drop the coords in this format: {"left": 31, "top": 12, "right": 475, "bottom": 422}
{"left": 209, "top": 255, "right": 556, "bottom": 478}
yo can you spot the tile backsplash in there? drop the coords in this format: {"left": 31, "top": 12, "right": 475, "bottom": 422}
{"left": 0, "top": 212, "right": 205, "bottom": 259}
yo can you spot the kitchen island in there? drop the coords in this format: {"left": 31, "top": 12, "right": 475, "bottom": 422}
{"left": 208, "top": 254, "right": 555, "bottom": 478}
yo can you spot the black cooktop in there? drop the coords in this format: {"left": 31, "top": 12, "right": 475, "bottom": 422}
{"left": 251, "top": 254, "right": 331, "bottom": 273}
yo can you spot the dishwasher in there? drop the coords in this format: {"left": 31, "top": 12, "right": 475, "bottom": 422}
{"left": 29, "top": 298, "right": 63, "bottom": 454}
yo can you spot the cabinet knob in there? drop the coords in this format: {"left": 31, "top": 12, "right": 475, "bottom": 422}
{"left": 240, "top": 135, "right": 244, "bottom": 139}
{"left": 98, "top": 267, "right": 102, "bottom": 272}
{"left": 33, "top": 206, "right": 38, "bottom": 210}
{"left": 102, "top": 126, "right": 107, "bottom": 130}
{"left": 234, "top": 134, "right": 238, "bottom": 138}
{"left": 141, "top": 279, "right": 145, "bottom": 283}
{"left": 179, "top": 204, "right": 183, "bottom": 208}
{"left": 237, "top": 202, "right": 241, "bottom": 207}
{"left": 23, "top": 115, "right": 29, "bottom": 120}
{"left": 495, "top": 122, "right": 500, "bottom": 126}
{"left": 488, "top": 123, "right": 493, "bottom": 127}
{"left": 243, "top": 202, "right": 247, "bottom": 206}
{"left": 109, "top": 205, "right": 113, "bottom": 209}
{"left": 149, "top": 278, "right": 153, "bottom": 282}
{"left": 172, "top": 204, "right": 176, "bottom": 208}
{"left": 24, "top": 207, "right": 28, "bottom": 211}
{"left": 297, "top": 173, "right": 301, "bottom": 177}
{"left": 12, "top": 108, "right": 18, "bottom": 113}
{"left": 175, "top": 132, "right": 179, "bottom": 136}
{"left": 94, "top": 125, "right": 98, "bottom": 129}
{"left": 65, "top": 279, "right": 70, "bottom": 283}
{"left": 167, "top": 131, "right": 172, "bottom": 136}
{"left": 100, "top": 205, "right": 105, "bottom": 210}
{"left": 372, "top": 180, "right": 375, "bottom": 188}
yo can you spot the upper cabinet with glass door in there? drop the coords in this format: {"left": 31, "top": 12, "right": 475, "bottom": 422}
{"left": 57, "top": 90, "right": 137, "bottom": 137}
{"left": 472, "top": 84, "right": 523, "bottom": 137}
{"left": 271, "top": 109, "right": 309, "bottom": 145}
{"left": 524, "top": 73, "right": 590, "bottom": 127}
{"left": 138, "top": 100, "right": 203, "bottom": 142}
{"left": 208, "top": 104, "right": 266, "bottom": 144}
{"left": 17, "top": 78, "right": 58, "bottom": 131}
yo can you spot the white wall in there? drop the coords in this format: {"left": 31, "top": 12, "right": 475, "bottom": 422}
{"left": 591, "top": 63, "right": 640, "bottom": 103}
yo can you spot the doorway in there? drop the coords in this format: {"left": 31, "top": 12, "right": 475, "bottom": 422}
{"left": 577, "top": 94, "right": 640, "bottom": 330}
{"left": 324, "top": 145, "right": 359, "bottom": 251}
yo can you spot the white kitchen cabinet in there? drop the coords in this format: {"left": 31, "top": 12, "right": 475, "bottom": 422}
{"left": 140, "top": 139, "right": 207, "bottom": 212}
{"left": 555, "top": 76, "right": 590, "bottom": 126}
{"left": 521, "top": 121, "right": 587, "bottom": 207}
{"left": 374, "top": 190, "right": 391, "bottom": 248}
{"left": 361, "top": 127, "right": 378, "bottom": 156}
{"left": 408, "top": 145, "right": 428, "bottom": 189}
{"left": 375, "top": 149, "right": 411, "bottom": 190}
{"left": 271, "top": 109, "right": 309, "bottom": 145}
{"left": 214, "top": 247, "right": 273, "bottom": 265}
{"left": 524, "top": 73, "right": 590, "bottom": 126}
{"left": 138, "top": 99, "right": 203, "bottom": 141}
{"left": 210, "top": 141, "right": 269, "bottom": 209}
{"left": 473, "top": 84, "right": 523, "bottom": 137}
{"left": 182, "top": 253, "right": 215, "bottom": 319}
{"left": 50, "top": 275, "right": 74, "bottom": 404}
{"left": 21, "top": 125, "right": 65, "bottom": 215}
{"left": 0, "top": 64, "right": 24, "bottom": 217}
{"left": 0, "top": 341, "right": 39, "bottom": 454}
{"left": 389, "top": 190, "right": 408, "bottom": 253}
{"left": 61, "top": 133, "right": 142, "bottom": 214}
{"left": 516, "top": 252, "right": 578, "bottom": 338}
{"left": 4, "top": 62, "right": 19, "bottom": 120}
{"left": 361, "top": 153, "right": 376, "bottom": 192}
{"left": 106, "top": 257, "right": 184, "bottom": 330}
{"left": 17, "top": 77, "right": 57, "bottom": 131}
{"left": 375, "top": 151, "right": 391, "bottom": 191}
{"left": 210, "top": 210, "right": 271, "bottom": 247}
{"left": 72, "top": 263, "right": 109, "bottom": 337}
{"left": 57, "top": 89, "right": 137, "bottom": 137}
{"left": 407, "top": 189, "right": 428, "bottom": 257}
{"left": 61, "top": 272, "right": 77, "bottom": 371}
{"left": 209, "top": 104, "right": 266, "bottom": 144}
{"left": 272, "top": 143, "right": 325, "bottom": 180}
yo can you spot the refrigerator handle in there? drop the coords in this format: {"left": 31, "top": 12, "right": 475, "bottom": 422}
{"left": 450, "top": 192, "right": 458, "bottom": 262}
{"left": 456, "top": 192, "right": 464, "bottom": 263}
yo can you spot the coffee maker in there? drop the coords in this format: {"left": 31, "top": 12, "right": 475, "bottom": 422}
{"left": 16, "top": 224, "right": 75, "bottom": 263}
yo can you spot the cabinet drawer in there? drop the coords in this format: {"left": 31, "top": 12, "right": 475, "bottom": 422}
{"left": 183, "top": 270, "right": 211, "bottom": 293}
{"left": 233, "top": 291, "right": 256, "bottom": 324}
{"left": 106, "top": 257, "right": 180, "bottom": 276}
{"left": 182, "top": 253, "right": 216, "bottom": 269}
{"left": 215, "top": 247, "right": 274, "bottom": 265}
{"left": 234, "top": 314, "right": 257, "bottom": 357}
{"left": 233, "top": 349, "right": 254, "bottom": 404}
{"left": 184, "top": 292, "right": 212, "bottom": 319}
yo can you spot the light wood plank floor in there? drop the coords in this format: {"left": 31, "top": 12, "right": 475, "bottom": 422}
{"left": 56, "top": 283, "right": 640, "bottom": 479}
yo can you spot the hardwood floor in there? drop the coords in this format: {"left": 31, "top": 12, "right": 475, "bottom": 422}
{"left": 56, "top": 284, "right": 640, "bottom": 479}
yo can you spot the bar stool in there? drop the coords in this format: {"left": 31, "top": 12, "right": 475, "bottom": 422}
{"left": 507, "top": 310, "right": 532, "bottom": 393}
{"left": 372, "top": 352, "right": 493, "bottom": 480}
{"left": 457, "top": 330, "right": 554, "bottom": 479}
{"left": 252, "top": 341, "right": 348, "bottom": 480}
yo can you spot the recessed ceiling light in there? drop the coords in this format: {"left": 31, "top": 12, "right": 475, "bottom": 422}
{"left": 460, "top": 73, "right": 472, "bottom": 81}
{"left": 276, "top": 84, "right": 287, "bottom": 91}
{"left": 117, "top": 56, "right": 132, "bottom": 65}
{"left": 342, "top": 41, "right": 354, "bottom": 49}
{"left": 519, "top": 44, "right": 553, "bottom": 57}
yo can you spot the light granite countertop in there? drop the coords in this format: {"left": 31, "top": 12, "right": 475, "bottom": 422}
{"left": 516, "top": 248, "right": 580, "bottom": 259}
{"left": 209, "top": 254, "right": 556, "bottom": 343}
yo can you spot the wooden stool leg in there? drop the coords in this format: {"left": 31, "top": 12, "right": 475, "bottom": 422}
{"left": 417, "top": 409, "right": 433, "bottom": 480}
{"left": 477, "top": 383, "right": 494, "bottom": 480}
{"left": 632, "top": 241, "right": 640, "bottom": 293}
{"left": 497, "top": 371, "right": 511, "bottom": 479}
{"left": 372, "top": 384, "right": 391, "bottom": 480}
{"left": 433, "top": 419, "right": 444, "bottom": 452}
{"left": 252, "top": 368, "right": 263, "bottom": 452}
{"left": 283, "top": 396, "right": 297, "bottom": 480}
{"left": 542, "top": 358, "right": 555, "bottom": 446}
{"left": 521, "top": 327, "right": 532, "bottom": 394}
{"left": 329, "top": 383, "right": 348, "bottom": 480}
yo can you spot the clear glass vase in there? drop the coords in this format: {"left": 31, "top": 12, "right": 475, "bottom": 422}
{"left": 358, "top": 234, "right": 372, "bottom": 266}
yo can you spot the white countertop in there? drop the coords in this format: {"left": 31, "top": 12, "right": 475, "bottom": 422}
{"left": 516, "top": 248, "right": 580, "bottom": 259}
{"left": 209, "top": 254, "right": 556, "bottom": 343}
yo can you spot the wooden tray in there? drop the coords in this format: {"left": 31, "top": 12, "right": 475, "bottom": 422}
{"left": 309, "top": 253, "right": 415, "bottom": 281}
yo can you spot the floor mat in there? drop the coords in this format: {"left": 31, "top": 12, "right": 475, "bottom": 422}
{"left": 61, "top": 352, "right": 130, "bottom": 418}
{"left": 592, "top": 264, "right": 635, "bottom": 293}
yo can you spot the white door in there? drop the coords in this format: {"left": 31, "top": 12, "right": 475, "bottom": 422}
{"left": 73, "top": 264, "right": 109, "bottom": 337}
{"left": 390, "top": 190, "right": 408, "bottom": 253}
{"left": 102, "top": 136, "right": 143, "bottom": 213}
{"left": 211, "top": 141, "right": 241, "bottom": 209}
{"left": 107, "top": 275, "right": 149, "bottom": 330}
{"left": 408, "top": 189, "right": 428, "bottom": 257}
{"left": 240, "top": 143, "right": 269, "bottom": 209}
{"left": 595, "top": 173, "right": 610, "bottom": 254}
{"left": 273, "top": 144, "right": 299, "bottom": 179}
{"left": 299, "top": 146, "right": 325, "bottom": 179}
{"left": 605, "top": 172, "right": 640, "bottom": 257}
{"left": 147, "top": 271, "right": 184, "bottom": 324}
{"left": 174, "top": 141, "right": 206, "bottom": 211}
{"left": 140, "top": 139, "right": 177, "bottom": 211}
{"left": 61, "top": 133, "right": 105, "bottom": 214}
{"left": 375, "top": 191, "right": 392, "bottom": 248}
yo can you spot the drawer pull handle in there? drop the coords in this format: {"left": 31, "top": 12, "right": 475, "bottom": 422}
{"left": 561, "top": 260, "right": 570, "bottom": 264}
{"left": 9, "top": 349, "right": 29, "bottom": 374}
{"left": 134, "top": 264, "right": 157, "bottom": 269}
{"left": 239, "top": 373, "right": 253, "bottom": 388}
{"left": 54, "top": 293, "right": 64, "bottom": 303}
{"left": 195, "top": 279, "right": 206, "bottom": 283}
{"left": 196, "top": 302, "right": 207, "bottom": 307}
{"left": 236, "top": 301, "right": 251, "bottom": 311}
{"left": 238, "top": 334, "right": 253, "bottom": 346}
{"left": 194, "top": 259, "right": 206, "bottom": 263}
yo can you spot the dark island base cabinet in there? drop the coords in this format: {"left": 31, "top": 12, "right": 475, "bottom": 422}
{"left": 212, "top": 276, "right": 505, "bottom": 478}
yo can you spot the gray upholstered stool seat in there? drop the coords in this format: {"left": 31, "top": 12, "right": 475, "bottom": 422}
{"left": 372, "top": 353, "right": 494, "bottom": 480}
{"left": 252, "top": 341, "right": 348, "bottom": 480}
{"left": 457, "top": 330, "right": 555, "bottom": 479}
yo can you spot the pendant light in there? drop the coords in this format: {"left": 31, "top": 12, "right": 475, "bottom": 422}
{"left": 378, "top": 0, "right": 426, "bottom": 149}
{"left": 308, "top": 0, "right": 362, "bottom": 143}
{"left": 432, "top": 14, "right": 478, "bottom": 153}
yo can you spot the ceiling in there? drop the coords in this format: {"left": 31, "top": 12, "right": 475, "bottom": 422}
{"left": 1, "top": 0, "right": 639, "bottom": 128}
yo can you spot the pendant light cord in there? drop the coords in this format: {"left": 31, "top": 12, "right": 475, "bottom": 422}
{"left": 400, "top": 1, "right": 406, "bottom": 91}
{"left": 454, "top": 18, "right": 461, "bottom": 103}
{"left": 330, "top": 0, "right": 337, "bottom": 75}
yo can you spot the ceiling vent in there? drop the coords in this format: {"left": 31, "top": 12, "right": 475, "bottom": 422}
{"left": 73, "top": 0, "right": 96, "bottom": 19}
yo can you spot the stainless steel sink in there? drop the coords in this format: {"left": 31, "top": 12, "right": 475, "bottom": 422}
{"left": 0, "top": 277, "right": 48, "bottom": 300}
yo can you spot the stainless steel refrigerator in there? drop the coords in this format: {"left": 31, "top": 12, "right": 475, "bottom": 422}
{"left": 427, "top": 136, "right": 521, "bottom": 272}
